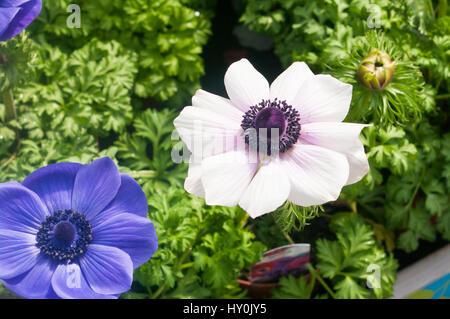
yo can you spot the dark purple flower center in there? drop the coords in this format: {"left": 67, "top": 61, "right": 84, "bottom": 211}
{"left": 36, "top": 209, "right": 93, "bottom": 263}
{"left": 241, "top": 99, "right": 301, "bottom": 155}
{"left": 54, "top": 221, "right": 76, "bottom": 247}
{"left": 254, "top": 107, "right": 286, "bottom": 137}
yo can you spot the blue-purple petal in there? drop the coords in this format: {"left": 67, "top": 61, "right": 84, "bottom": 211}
{"left": 22, "top": 162, "right": 83, "bottom": 215}
{"left": 92, "top": 213, "right": 158, "bottom": 269}
{"left": 2, "top": 254, "right": 57, "bottom": 299}
{"left": 0, "top": 7, "right": 20, "bottom": 41}
{"left": 0, "top": 181, "right": 48, "bottom": 234}
{"left": 72, "top": 157, "right": 121, "bottom": 221}
{"left": 0, "top": 229, "right": 40, "bottom": 279}
{"left": 91, "top": 174, "right": 148, "bottom": 227}
{"left": 0, "top": 0, "right": 42, "bottom": 41}
{"left": 52, "top": 263, "right": 117, "bottom": 299}
{"left": 78, "top": 244, "right": 133, "bottom": 295}
{"left": 0, "top": 1, "right": 31, "bottom": 7}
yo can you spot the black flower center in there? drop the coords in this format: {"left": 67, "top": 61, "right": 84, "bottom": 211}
{"left": 241, "top": 99, "right": 301, "bottom": 155}
{"left": 36, "top": 209, "right": 93, "bottom": 263}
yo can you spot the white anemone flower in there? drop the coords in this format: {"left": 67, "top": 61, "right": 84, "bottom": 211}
{"left": 174, "top": 59, "right": 370, "bottom": 218}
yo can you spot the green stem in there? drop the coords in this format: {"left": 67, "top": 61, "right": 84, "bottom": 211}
{"left": 435, "top": 93, "right": 450, "bottom": 100}
{"left": 130, "top": 170, "right": 157, "bottom": 179}
{"left": 150, "top": 283, "right": 166, "bottom": 300}
{"left": 150, "top": 248, "right": 193, "bottom": 299}
{"left": 239, "top": 213, "right": 250, "bottom": 229}
{"left": 405, "top": 168, "right": 426, "bottom": 211}
{"left": 307, "top": 263, "right": 336, "bottom": 299}
{"left": 180, "top": 262, "right": 194, "bottom": 270}
{"left": 428, "top": 0, "right": 435, "bottom": 19}
{"left": 358, "top": 201, "right": 379, "bottom": 216}
{"left": 437, "top": 0, "right": 447, "bottom": 18}
{"left": 2, "top": 89, "right": 16, "bottom": 122}
{"left": 272, "top": 214, "right": 295, "bottom": 244}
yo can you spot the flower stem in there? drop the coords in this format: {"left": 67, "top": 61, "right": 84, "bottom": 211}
{"left": 435, "top": 93, "right": 450, "bottom": 100}
{"left": 437, "top": 0, "right": 447, "bottom": 18}
{"left": 130, "top": 170, "right": 157, "bottom": 179}
{"left": 2, "top": 88, "right": 16, "bottom": 122}
{"left": 150, "top": 247, "right": 192, "bottom": 299}
{"left": 272, "top": 213, "right": 295, "bottom": 244}
{"left": 239, "top": 213, "right": 250, "bottom": 229}
{"left": 404, "top": 167, "right": 426, "bottom": 213}
{"left": 307, "top": 263, "right": 336, "bottom": 299}
{"left": 150, "top": 283, "right": 166, "bottom": 299}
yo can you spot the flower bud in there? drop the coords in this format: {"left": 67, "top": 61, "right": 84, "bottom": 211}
{"left": 357, "top": 49, "right": 395, "bottom": 90}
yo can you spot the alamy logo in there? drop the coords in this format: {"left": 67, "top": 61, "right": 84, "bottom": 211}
{"left": 66, "top": 264, "right": 81, "bottom": 289}
{"left": 366, "top": 5, "right": 381, "bottom": 29}
{"left": 67, "top": 4, "right": 81, "bottom": 29}
{"left": 366, "top": 264, "right": 381, "bottom": 289}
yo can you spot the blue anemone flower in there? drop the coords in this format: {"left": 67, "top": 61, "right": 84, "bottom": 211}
{"left": 0, "top": 157, "right": 158, "bottom": 299}
{"left": 0, "top": 0, "right": 42, "bottom": 41}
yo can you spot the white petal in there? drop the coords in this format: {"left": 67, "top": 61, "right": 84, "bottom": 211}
{"left": 283, "top": 144, "right": 349, "bottom": 206}
{"left": 300, "top": 122, "right": 370, "bottom": 185}
{"left": 224, "top": 59, "right": 270, "bottom": 112}
{"left": 184, "top": 157, "right": 205, "bottom": 198}
{"left": 270, "top": 62, "right": 315, "bottom": 105}
{"left": 201, "top": 150, "right": 258, "bottom": 207}
{"left": 173, "top": 106, "right": 242, "bottom": 159}
{"left": 192, "top": 89, "right": 243, "bottom": 123}
{"left": 345, "top": 143, "right": 370, "bottom": 185}
{"left": 294, "top": 74, "right": 352, "bottom": 123}
{"left": 239, "top": 157, "right": 290, "bottom": 218}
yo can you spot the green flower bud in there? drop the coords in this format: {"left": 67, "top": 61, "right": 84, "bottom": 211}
{"left": 357, "top": 48, "right": 395, "bottom": 90}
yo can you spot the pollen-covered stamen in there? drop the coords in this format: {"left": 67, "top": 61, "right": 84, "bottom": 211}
{"left": 241, "top": 98, "right": 301, "bottom": 154}
{"left": 36, "top": 209, "right": 93, "bottom": 263}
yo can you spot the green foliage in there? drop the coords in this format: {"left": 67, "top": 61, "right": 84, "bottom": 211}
{"left": 360, "top": 125, "right": 417, "bottom": 185}
{"left": 0, "top": 39, "right": 122, "bottom": 182}
{"left": 128, "top": 185, "right": 266, "bottom": 299}
{"left": 272, "top": 276, "right": 315, "bottom": 299}
{"left": 31, "top": 0, "right": 214, "bottom": 103}
{"left": 383, "top": 122, "right": 450, "bottom": 251}
{"left": 316, "top": 213, "right": 398, "bottom": 299}
{"left": 241, "top": 0, "right": 404, "bottom": 68}
{"left": 271, "top": 213, "right": 397, "bottom": 299}
{"left": 0, "top": 0, "right": 447, "bottom": 301}
{"left": 116, "top": 108, "right": 188, "bottom": 190}
{"left": 242, "top": 0, "right": 449, "bottom": 256}
{"left": 396, "top": 0, "right": 450, "bottom": 87}
{"left": 0, "top": 126, "right": 116, "bottom": 183}
{"left": 273, "top": 201, "right": 324, "bottom": 233}
{"left": 0, "top": 32, "right": 38, "bottom": 91}
{"left": 328, "top": 31, "right": 435, "bottom": 125}
{"left": 19, "top": 39, "right": 137, "bottom": 138}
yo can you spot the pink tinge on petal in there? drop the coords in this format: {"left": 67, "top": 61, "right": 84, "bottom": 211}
{"left": 300, "top": 122, "right": 370, "bottom": 185}
{"left": 192, "top": 89, "right": 244, "bottom": 123}
{"left": 282, "top": 143, "right": 349, "bottom": 207}
{"left": 345, "top": 143, "right": 370, "bottom": 185}
{"left": 224, "top": 59, "right": 270, "bottom": 112}
{"left": 269, "top": 61, "right": 315, "bottom": 105}
{"left": 174, "top": 106, "right": 244, "bottom": 160}
{"left": 293, "top": 75, "right": 352, "bottom": 124}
